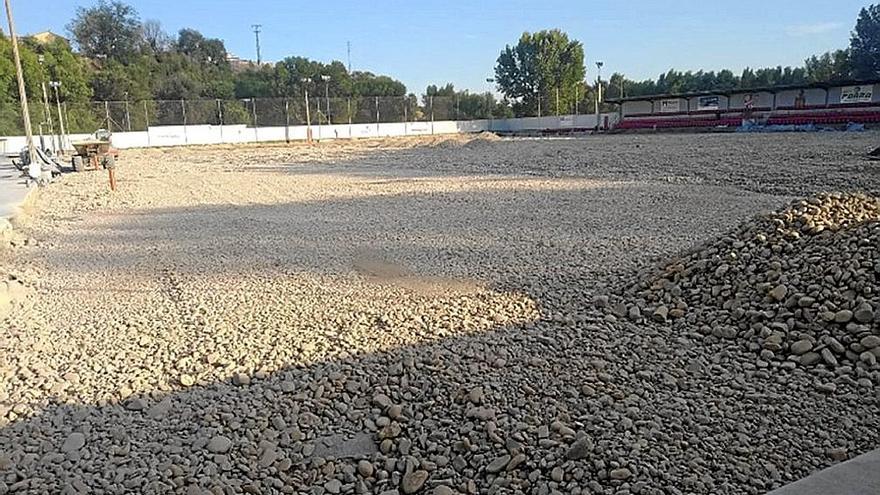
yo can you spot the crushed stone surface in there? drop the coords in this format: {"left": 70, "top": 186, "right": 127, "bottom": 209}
{"left": 1, "top": 132, "right": 879, "bottom": 494}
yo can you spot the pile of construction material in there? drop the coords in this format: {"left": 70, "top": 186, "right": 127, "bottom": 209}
{"left": 611, "top": 192, "right": 879, "bottom": 382}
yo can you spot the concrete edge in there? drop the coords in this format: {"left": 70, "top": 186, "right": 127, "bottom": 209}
{"left": 767, "top": 449, "right": 880, "bottom": 495}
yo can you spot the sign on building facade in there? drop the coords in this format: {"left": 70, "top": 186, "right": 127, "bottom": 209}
{"left": 697, "top": 96, "right": 720, "bottom": 110}
{"left": 658, "top": 99, "right": 681, "bottom": 113}
{"left": 840, "top": 85, "right": 874, "bottom": 104}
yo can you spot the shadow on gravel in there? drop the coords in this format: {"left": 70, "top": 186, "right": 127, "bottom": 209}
{"left": 4, "top": 179, "right": 865, "bottom": 494}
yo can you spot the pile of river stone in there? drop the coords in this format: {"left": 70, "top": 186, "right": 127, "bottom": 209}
{"left": 609, "top": 192, "right": 879, "bottom": 382}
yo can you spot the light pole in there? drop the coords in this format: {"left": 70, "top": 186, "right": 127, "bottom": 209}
{"left": 595, "top": 61, "right": 604, "bottom": 130}
{"left": 37, "top": 55, "right": 58, "bottom": 153}
{"left": 301, "top": 77, "right": 313, "bottom": 142}
{"left": 321, "top": 75, "right": 331, "bottom": 125}
{"left": 49, "top": 81, "right": 68, "bottom": 153}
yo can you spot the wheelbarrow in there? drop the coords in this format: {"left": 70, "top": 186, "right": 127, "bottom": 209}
{"left": 70, "top": 130, "right": 119, "bottom": 172}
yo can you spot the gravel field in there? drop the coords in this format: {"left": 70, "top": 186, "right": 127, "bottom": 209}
{"left": 1, "top": 132, "right": 879, "bottom": 495}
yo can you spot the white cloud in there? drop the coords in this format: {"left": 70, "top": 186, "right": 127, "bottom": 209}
{"left": 784, "top": 22, "right": 843, "bottom": 37}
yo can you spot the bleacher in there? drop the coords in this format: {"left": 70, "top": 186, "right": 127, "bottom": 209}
{"left": 616, "top": 110, "right": 880, "bottom": 130}
{"left": 607, "top": 80, "right": 880, "bottom": 131}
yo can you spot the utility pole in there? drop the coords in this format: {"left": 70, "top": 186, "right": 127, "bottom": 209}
{"left": 347, "top": 41, "right": 351, "bottom": 73}
{"left": 4, "top": 0, "right": 38, "bottom": 177}
{"left": 252, "top": 24, "right": 262, "bottom": 64}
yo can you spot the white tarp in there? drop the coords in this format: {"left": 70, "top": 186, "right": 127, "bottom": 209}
{"left": 840, "top": 85, "right": 874, "bottom": 104}
{"left": 658, "top": 99, "right": 681, "bottom": 113}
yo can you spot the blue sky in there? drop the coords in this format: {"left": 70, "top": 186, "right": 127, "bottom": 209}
{"left": 13, "top": 0, "right": 871, "bottom": 95}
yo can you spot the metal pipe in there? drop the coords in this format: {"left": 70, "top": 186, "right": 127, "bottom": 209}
{"left": 216, "top": 99, "right": 223, "bottom": 142}
{"left": 124, "top": 95, "right": 131, "bottom": 131}
{"left": 144, "top": 100, "right": 151, "bottom": 146}
{"left": 284, "top": 98, "right": 290, "bottom": 143}
{"left": 51, "top": 83, "right": 68, "bottom": 152}
{"left": 251, "top": 98, "right": 258, "bottom": 142}
{"left": 181, "top": 99, "right": 188, "bottom": 144}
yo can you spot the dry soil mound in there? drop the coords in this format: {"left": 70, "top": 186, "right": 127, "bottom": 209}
{"left": 611, "top": 192, "right": 880, "bottom": 382}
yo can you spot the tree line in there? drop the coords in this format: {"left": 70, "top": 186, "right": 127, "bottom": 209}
{"left": 495, "top": 5, "right": 880, "bottom": 107}
{"left": 2, "top": 0, "right": 879, "bottom": 135}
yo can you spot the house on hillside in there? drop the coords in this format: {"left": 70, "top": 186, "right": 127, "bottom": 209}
{"left": 27, "top": 30, "right": 69, "bottom": 46}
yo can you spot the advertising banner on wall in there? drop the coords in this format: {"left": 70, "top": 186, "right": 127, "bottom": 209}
{"left": 697, "top": 96, "right": 720, "bottom": 110}
{"left": 840, "top": 85, "right": 874, "bottom": 104}
{"left": 658, "top": 99, "right": 680, "bottom": 113}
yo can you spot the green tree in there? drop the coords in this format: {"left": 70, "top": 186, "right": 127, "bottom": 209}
{"left": 849, "top": 4, "right": 880, "bottom": 79}
{"left": 805, "top": 50, "right": 851, "bottom": 82}
{"left": 68, "top": 0, "right": 143, "bottom": 62}
{"left": 494, "top": 29, "right": 585, "bottom": 116}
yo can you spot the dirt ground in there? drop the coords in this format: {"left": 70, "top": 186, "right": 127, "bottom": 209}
{"left": 1, "top": 132, "right": 879, "bottom": 494}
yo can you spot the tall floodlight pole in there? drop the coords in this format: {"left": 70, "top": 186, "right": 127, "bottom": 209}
{"left": 321, "top": 75, "right": 331, "bottom": 125}
{"left": 347, "top": 41, "right": 351, "bottom": 73}
{"left": 4, "top": 0, "right": 38, "bottom": 177}
{"left": 252, "top": 24, "right": 262, "bottom": 64}
{"left": 37, "top": 55, "right": 58, "bottom": 153}
{"left": 50, "top": 81, "right": 68, "bottom": 151}
{"left": 595, "top": 61, "right": 604, "bottom": 131}
{"left": 301, "top": 77, "right": 313, "bottom": 142}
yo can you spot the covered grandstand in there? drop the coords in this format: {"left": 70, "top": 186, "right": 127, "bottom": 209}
{"left": 606, "top": 80, "right": 880, "bottom": 130}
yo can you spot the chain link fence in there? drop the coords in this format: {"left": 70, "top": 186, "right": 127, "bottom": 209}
{"left": 5, "top": 94, "right": 620, "bottom": 137}
{"left": 9, "top": 96, "right": 529, "bottom": 136}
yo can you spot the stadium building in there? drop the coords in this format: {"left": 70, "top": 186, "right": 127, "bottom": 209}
{"left": 607, "top": 80, "right": 880, "bottom": 130}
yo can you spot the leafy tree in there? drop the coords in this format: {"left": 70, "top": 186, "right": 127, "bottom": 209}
{"left": 849, "top": 4, "right": 880, "bottom": 79}
{"left": 142, "top": 20, "right": 171, "bottom": 55}
{"left": 423, "top": 83, "right": 510, "bottom": 119}
{"left": 805, "top": 50, "right": 851, "bottom": 82}
{"left": 68, "top": 0, "right": 143, "bottom": 62}
{"left": 494, "top": 29, "right": 585, "bottom": 115}
{"left": 351, "top": 71, "right": 406, "bottom": 96}
{"left": 176, "top": 29, "right": 227, "bottom": 67}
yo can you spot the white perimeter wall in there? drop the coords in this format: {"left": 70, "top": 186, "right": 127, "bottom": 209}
{"left": 0, "top": 113, "right": 619, "bottom": 152}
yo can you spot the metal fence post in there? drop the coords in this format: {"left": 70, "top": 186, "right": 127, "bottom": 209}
{"left": 304, "top": 90, "right": 312, "bottom": 143}
{"left": 181, "top": 99, "right": 188, "bottom": 144}
{"left": 104, "top": 101, "right": 110, "bottom": 131}
{"left": 430, "top": 96, "right": 434, "bottom": 135}
{"left": 315, "top": 97, "right": 321, "bottom": 140}
{"left": 217, "top": 99, "right": 224, "bottom": 143}
{"left": 375, "top": 96, "right": 379, "bottom": 135}
{"left": 144, "top": 100, "right": 151, "bottom": 146}
{"left": 252, "top": 98, "right": 258, "bottom": 142}
{"left": 284, "top": 98, "right": 290, "bottom": 143}
{"left": 124, "top": 99, "right": 131, "bottom": 131}
{"left": 456, "top": 94, "right": 460, "bottom": 120}
{"left": 347, "top": 97, "right": 352, "bottom": 139}
{"left": 403, "top": 97, "right": 408, "bottom": 136}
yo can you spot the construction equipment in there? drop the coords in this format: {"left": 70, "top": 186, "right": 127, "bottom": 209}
{"left": 70, "top": 129, "right": 118, "bottom": 171}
